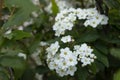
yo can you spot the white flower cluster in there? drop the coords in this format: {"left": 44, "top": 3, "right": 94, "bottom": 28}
{"left": 74, "top": 43, "right": 96, "bottom": 67}
{"left": 53, "top": 8, "right": 108, "bottom": 36}
{"left": 45, "top": 0, "right": 73, "bottom": 13}
{"left": 46, "top": 42, "right": 96, "bottom": 77}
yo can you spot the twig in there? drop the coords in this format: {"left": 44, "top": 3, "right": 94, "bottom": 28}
{"left": 0, "top": 0, "right": 3, "bottom": 20}
{"left": 95, "top": 0, "right": 104, "bottom": 14}
{"left": 8, "top": 67, "right": 15, "bottom": 80}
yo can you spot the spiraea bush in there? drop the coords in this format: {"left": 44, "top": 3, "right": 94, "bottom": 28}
{"left": 0, "top": 0, "right": 120, "bottom": 80}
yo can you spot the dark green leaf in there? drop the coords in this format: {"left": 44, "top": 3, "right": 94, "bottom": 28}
{"left": 94, "top": 49, "right": 109, "bottom": 67}
{"left": 0, "top": 71, "right": 9, "bottom": 80}
{"left": 36, "top": 66, "right": 49, "bottom": 74}
{"left": 77, "top": 67, "right": 88, "bottom": 80}
{"left": 94, "top": 41, "right": 108, "bottom": 54}
{"left": 77, "top": 29, "right": 99, "bottom": 42}
{"left": 103, "top": 0, "right": 120, "bottom": 9}
{"left": 110, "top": 48, "right": 120, "bottom": 60}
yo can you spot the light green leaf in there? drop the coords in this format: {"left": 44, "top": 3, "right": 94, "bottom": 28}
{"left": 51, "top": 0, "right": 59, "bottom": 15}
{"left": 114, "top": 69, "right": 120, "bottom": 80}
{"left": 12, "top": 30, "right": 32, "bottom": 40}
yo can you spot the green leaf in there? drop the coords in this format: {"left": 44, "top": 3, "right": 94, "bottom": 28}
{"left": 94, "top": 49, "right": 109, "bottom": 67}
{"left": 0, "top": 67, "right": 9, "bottom": 80}
{"left": 21, "top": 68, "right": 35, "bottom": 80}
{"left": 88, "top": 63, "right": 99, "bottom": 74}
{"left": 0, "top": 56, "right": 26, "bottom": 69}
{"left": 77, "top": 29, "right": 99, "bottom": 42}
{"left": 103, "top": 0, "right": 120, "bottom": 9}
{"left": 110, "top": 48, "right": 120, "bottom": 60}
{"left": 109, "top": 9, "right": 120, "bottom": 25}
{"left": 94, "top": 41, "right": 108, "bottom": 54}
{"left": 35, "top": 66, "right": 49, "bottom": 74}
{"left": 12, "top": 30, "right": 32, "bottom": 40}
{"left": 113, "top": 69, "right": 120, "bottom": 80}
{"left": 3, "top": 0, "right": 39, "bottom": 29}
{"left": 77, "top": 67, "right": 88, "bottom": 80}
{"left": 0, "top": 71, "right": 9, "bottom": 80}
{"left": 51, "top": 0, "right": 59, "bottom": 15}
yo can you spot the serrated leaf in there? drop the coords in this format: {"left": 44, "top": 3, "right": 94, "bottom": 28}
{"left": 110, "top": 48, "right": 120, "bottom": 60}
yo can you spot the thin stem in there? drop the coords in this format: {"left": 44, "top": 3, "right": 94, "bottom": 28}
{"left": 95, "top": 0, "right": 104, "bottom": 14}
{"left": 8, "top": 67, "right": 15, "bottom": 80}
{"left": 0, "top": 0, "right": 3, "bottom": 20}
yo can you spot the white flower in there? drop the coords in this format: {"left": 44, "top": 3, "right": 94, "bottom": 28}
{"left": 74, "top": 43, "right": 96, "bottom": 67}
{"left": 18, "top": 26, "right": 24, "bottom": 30}
{"left": 23, "top": 19, "right": 33, "bottom": 27}
{"left": 5, "top": 29, "right": 12, "bottom": 34}
{"left": 31, "top": 49, "right": 42, "bottom": 65}
{"left": 65, "top": 54, "right": 78, "bottom": 66}
{"left": 81, "top": 57, "right": 91, "bottom": 67}
{"left": 60, "top": 47, "right": 72, "bottom": 58}
{"left": 31, "top": 0, "right": 40, "bottom": 5}
{"left": 48, "top": 61, "right": 58, "bottom": 70}
{"left": 56, "top": 69, "right": 67, "bottom": 77}
{"left": 67, "top": 66, "right": 77, "bottom": 76}
{"left": 44, "top": 0, "right": 74, "bottom": 13}
{"left": 18, "top": 53, "right": 27, "bottom": 60}
{"left": 35, "top": 73, "right": 43, "bottom": 80}
{"left": 46, "top": 41, "right": 60, "bottom": 56}
{"left": 100, "top": 15, "right": 109, "bottom": 25}
{"left": 61, "top": 35, "right": 72, "bottom": 43}
{"left": 32, "top": 11, "right": 39, "bottom": 18}
{"left": 76, "top": 9, "right": 88, "bottom": 19}
{"left": 39, "top": 41, "right": 48, "bottom": 46}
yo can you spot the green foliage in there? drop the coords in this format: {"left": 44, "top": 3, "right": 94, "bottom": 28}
{"left": 113, "top": 69, "right": 120, "bottom": 80}
{"left": 0, "top": 0, "right": 120, "bottom": 80}
{"left": 51, "top": 0, "right": 59, "bottom": 15}
{"left": 110, "top": 48, "right": 120, "bottom": 60}
{"left": 3, "top": 0, "right": 39, "bottom": 30}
